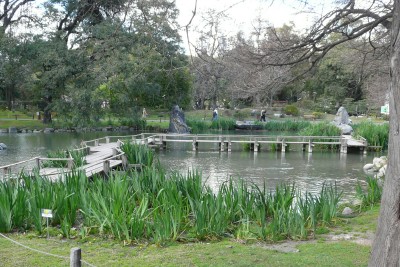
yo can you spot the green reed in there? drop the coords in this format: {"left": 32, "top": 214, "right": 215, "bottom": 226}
{"left": 299, "top": 121, "right": 341, "bottom": 136}
{"left": 263, "top": 120, "right": 311, "bottom": 131}
{"left": 356, "top": 176, "right": 382, "bottom": 210}
{"left": 0, "top": 143, "right": 343, "bottom": 244}
{"left": 120, "top": 142, "right": 154, "bottom": 166}
{"left": 353, "top": 121, "right": 389, "bottom": 149}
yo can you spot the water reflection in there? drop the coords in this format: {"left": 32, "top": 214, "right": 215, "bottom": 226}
{"left": 158, "top": 148, "right": 381, "bottom": 201}
{"left": 0, "top": 132, "right": 384, "bottom": 201}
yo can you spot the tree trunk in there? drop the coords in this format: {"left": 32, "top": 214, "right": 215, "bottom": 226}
{"left": 42, "top": 97, "right": 52, "bottom": 124}
{"left": 369, "top": 1, "right": 400, "bottom": 265}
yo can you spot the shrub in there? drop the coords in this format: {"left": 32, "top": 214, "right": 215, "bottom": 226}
{"left": 312, "top": 112, "right": 325, "bottom": 119}
{"left": 284, "top": 105, "right": 300, "bottom": 116}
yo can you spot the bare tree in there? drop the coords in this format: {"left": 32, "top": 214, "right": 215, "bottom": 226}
{"left": 248, "top": 0, "right": 400, "bottom": 265}
{"left": 0, "top": 0, "right": 36, "bottom": 34}
{"left": 191, "top": 9, "right": 230, "bottom": 109}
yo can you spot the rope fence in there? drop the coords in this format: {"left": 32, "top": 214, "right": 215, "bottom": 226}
{"left": 0, "top": 233, "right": 96, "bottom": 267}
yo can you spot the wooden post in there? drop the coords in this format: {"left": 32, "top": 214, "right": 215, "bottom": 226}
{"left": 228, "top": 140, "right": 232, "bottom": 152}
{"left": 106, "top": 137, "right": 110, "bottom": 144}
{"left": 302, "top": 144, "right": 306, "bottom": 151}
{"left": 281, "top": 141, "right": 286, "bottom": 153}
{"left": 254, "top": 139, "right": 259, "bottom": 152}
{"left": 132, "top": 135, "right": 136, "bottom": 144}
{"left": 220, "top": 137, "right": 224, "bottom": 151}
{"left": 103, "top": 160, "right": 110, "bottom": 175}
{"left": 308, "top": 140, "right": 313, "bottom": 153}
{"left": 36, "top": 157, "right": 41, "bottom": 170}
{"left": 3, "top": 167, "right": 10, "bottom": 176}
{"left": 192, "top": 137, "right": 198, "bottom": 151}
{"left": 70, "top": 247, "right": 81, "bottom": 267}
{"left": 94, "top": 140, "right": 99, "bottom": 146}
{"left": 341, "top": 138, "right": 348, "bottom": 154}
{"left": 67, "top": 159, "right": 74, "bottom": 169}
{"left": 112, "top": 148, "right": 117, "bottom": 156}
{"left": 122, "top": 155, "right": 128, "bottom": 170}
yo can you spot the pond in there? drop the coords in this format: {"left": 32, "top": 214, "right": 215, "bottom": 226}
{"left": 0, "top": 132, "right": 382, "bottom": 200}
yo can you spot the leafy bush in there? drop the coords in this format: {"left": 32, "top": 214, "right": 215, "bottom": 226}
{"left": 284, "top": 105, "right": 300, "bottom": 116}
{"left": 312, "top": 112, "right": 325, "bottom": 119}
{"left": 233, "top": 110, "right": 247, "bottom": 120}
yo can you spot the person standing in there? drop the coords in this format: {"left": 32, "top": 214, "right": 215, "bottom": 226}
{"left": 260, "top": 109, "right": 266, "bottom": 122}
{"left": 212, "top": 108, "right": 218, "bottom": 121}
{"left": 142, "top": 108, "right": 148, "bottom": 119}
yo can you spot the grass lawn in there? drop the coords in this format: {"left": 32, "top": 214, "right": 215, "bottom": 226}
{"left": 0, "top": 207, "right": 378, "bottom": 267}
{"left": 0, "top": 235, "right": 371, "bottom": 267}
{"left": 0, "top": 119, "right": 45, "bottom": 129}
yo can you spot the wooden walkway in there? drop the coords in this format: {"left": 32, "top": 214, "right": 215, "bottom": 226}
{"left": 0, "top": 133, "right": 368, "bottom": 180}
{"left": 147, "top": 133, "right": 368, "bottom": 154}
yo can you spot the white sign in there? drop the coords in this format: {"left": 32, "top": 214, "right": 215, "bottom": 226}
{"left": 41, "top": 209, "right": 53, "bottom": 218}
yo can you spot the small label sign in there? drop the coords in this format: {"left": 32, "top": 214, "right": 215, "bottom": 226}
{"left": 41, "top": 209, "right": 53, "bottom": 218}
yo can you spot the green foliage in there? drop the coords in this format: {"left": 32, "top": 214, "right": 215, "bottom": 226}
{"left": 41, "top": 150, "right": 69, "bottom": 168}
{"left": 312, "top": 112, "right": 325, "bottom": 119}
{"left": 356, "top": 177, "right": 382, "bottom": 210}
{"left": 233, "top": 110, "right": 247, "bottom": 120}
{"left": 186, "top": 119, "right": 210, "bottom": 134}
{"left": 353, "top": 121, "right": 389, "bottom": 149}
{"left": 210, "top": 118, "right": 236, "bottom": 130}
{"left": 120, "top": 142, "right": 155, "bottom": 167}
{"left": 186, "top": 118, "right": 235, "bottom": 132}
{"left": 283, "top": 105, "right": 300, "bottom": 116}
{"left": 119, "top": 118, "right": 147, "bottom": 130}
{"left": 0, "top": 166, "right": 343, "bottom": 245}
{"left": 299, "top": 121, "right": 341, "bottom": 136}
{"left": 262, "top": 120, "right": 311, "bottom": 131}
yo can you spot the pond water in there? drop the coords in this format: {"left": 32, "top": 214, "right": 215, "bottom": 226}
{"left": 0, "top": 132, "right": 383, "bottom": 200}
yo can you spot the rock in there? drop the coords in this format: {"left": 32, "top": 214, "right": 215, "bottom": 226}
{"left": 0, "top": 143, "right": 7, "bottom": 150}
{"left": 332, "top": 107, "right": 353, "bottom": 134}
{"left": 363, "top": 163, "right": 375, "bottom": 171}
{"left": 0, "top": 129, "right": 8, "bottom": 133}
{"left": 168, "top": 105, "right": 190, "bottom": 134}
{"left": 377, "top": 165, "right": 387, "bottom": 178}
{"left": 337, "top": 124, "right": 353, "bottom": 135}
{"left": 8, "top": 127, "right": 17, "bottom": 133}
{"left": 342, "top": 207, "right": 353, "bottom": 216}
{"left": 43, "top": 128, "right": 55, "bottom": 133}
{"left": 373, "top": 157, "right": 386, "bottom": 170}
{"left": 334, "top": 106, "right": 351, "bottom": 125}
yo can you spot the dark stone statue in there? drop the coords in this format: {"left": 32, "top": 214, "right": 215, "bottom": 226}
{"left": 332, "top": 106, "right": 353, "bottom": 135}
{"left": 168, "top": 105, "right": 190, "bottom": 134}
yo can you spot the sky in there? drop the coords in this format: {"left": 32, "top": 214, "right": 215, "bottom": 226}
{"left": 13, "top": 0, "right": 331, "bottom": 52}
{"left": 174, "top": 0, "right": 331, "bottom": 52}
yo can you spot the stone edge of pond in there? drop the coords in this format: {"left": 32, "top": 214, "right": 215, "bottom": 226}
{"left": 0, "top": 126, "right": 159, "bottom": 134}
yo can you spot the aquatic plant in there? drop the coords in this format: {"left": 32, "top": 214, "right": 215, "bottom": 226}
{"left": 120, "top": 142, "right": 154, "bottom": 166}
{"left": 0, "top": 162, "right": 343, "bottom": 244}
{"left": 299, "top": 121, "right": 341, "bottom": 137}
{"left": 356, "top": 176, "right": 382, "bottom": 210}
{"left": 353, "top": 121, "right": 389, "bottom": 150}
{"left": 262, "top": 120, "right": 311, "bottom": 131}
